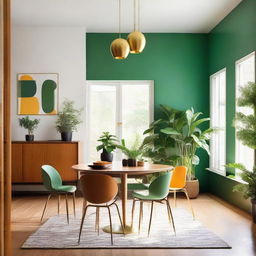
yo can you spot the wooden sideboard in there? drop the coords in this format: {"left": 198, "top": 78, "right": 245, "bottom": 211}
{"left": 12, "top": 141, "right": 80, "bottom": 183}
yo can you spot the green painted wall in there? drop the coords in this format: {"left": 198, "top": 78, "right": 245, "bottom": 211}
{"left": 208, "top": 0, "right": 256, "bottom": 212}
{"left": 86, "top": 33, "right": 209, "bottom": 191}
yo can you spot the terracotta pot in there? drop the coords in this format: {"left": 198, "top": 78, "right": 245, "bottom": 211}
{"left": 137, "top": 161, "right": 144, "bottom": 167}
{"left": 185, "top": 179, "right": 199, "bottom": 199}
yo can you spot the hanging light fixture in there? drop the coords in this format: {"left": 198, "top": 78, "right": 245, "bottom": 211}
{"left": 127, "top": 0, "right": 146, "bottom": 54}
{"left": 110, "top": 0, "right": 130, "bottom": 59}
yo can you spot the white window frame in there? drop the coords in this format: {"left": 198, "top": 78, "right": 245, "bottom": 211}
{"left": 235, "top": 51, "right": 256, "bottom": 173}
{"left": 85, "top": 80, "right": 154, "bottom": 163}
{"left": 209, "top": 68, "right": 226, "bottom": 176}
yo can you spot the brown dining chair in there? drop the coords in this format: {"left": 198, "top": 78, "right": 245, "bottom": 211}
{"left": 78, "top": 174, "right": 124, "bottom": 245}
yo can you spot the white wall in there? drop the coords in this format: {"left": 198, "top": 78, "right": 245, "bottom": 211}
{"left": 11, "top": 26, "right": 87, "bottom": 161}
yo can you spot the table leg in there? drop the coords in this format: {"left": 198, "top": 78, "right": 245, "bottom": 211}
{"left": 121, "top": 173, "right": 127, "bottom": 227}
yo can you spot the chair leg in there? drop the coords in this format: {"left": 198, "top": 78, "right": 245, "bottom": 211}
{"left": 131, "top": 199, "right": 136, "bottom": 229}
{"left": 95, "top": 208, "right": 100, "bottom": 235}
{"left": 139, "top": 201, "right": 143, "bottom": 234}
{"left": 183, "top": 189, "right": 195, "bottom": 220}
{"left": 147, "top": 201, "right": 154, "bottom": 237}
{"left": 98, "top": 208, "right": 100, "bottom": 234}
{"left": 107, "top": 206, "right": 113, "bottom": 245}
{"left": 174, "top": 191, "right": 177, "bottom": 207}
{"left": 166, "top": 198, "right": 176, "bottom": 235}
{"left": 166, "top": 198, "right": 171, "bottom": 223}
{"left": 40, "top": 194, "right": 52, "bottom": 222}
{"left": 58, "top": 194, "right": 61, "bottom": 215}
{"left": 65, "top": 193, "right": 69, "bottom": 224}
{"left": 113, "top": 203, "right": 125, "bottom": 235}
{"left": 73, "top": 192, "right": 76, "bottom": 217}
{"left": 78, "top": 205, "right": 89, "bottom": 244}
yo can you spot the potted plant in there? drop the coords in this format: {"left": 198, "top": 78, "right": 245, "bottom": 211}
{"left": 117, "top": 139, "right": 141, "bottom": 167}
{"left": 96, "top": 132, "right": 119, "bottom": 162}
{"left": 226, "top": 82, "right": 256, "bottom": 222}
{"left": 55, "top": 99, "right": 83, "bottom": 141}
{"left": 142, "top": 105, "right": 214, "bottom": 198}
{"left": 19, "top": 116, "right": 40, "bottom": 141}
{"left": 226, "top": 163, "right": 256, "bottom": 223}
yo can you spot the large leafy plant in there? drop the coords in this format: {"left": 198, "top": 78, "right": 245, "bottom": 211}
{"left": 141, "top": 105, "right": 185, "bottom": 164}
{"left": 96, "top": 132, "right": 119, "bottom": 153}
{"left": 19, "top": 116, "right": 40, "bottom": 135}
{"left": 142, "top": 105, "right": 213, "bottom": 180}
{"left": 234, "top": 82, "right": 256, "bottom": 150}
{"left": 226, "top": 163, "right": 256, "bottom": 200}
{"left": 56, "top": 99, "right": 83, "bottom": 133}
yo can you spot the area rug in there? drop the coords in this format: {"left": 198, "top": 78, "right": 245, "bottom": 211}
{"left": 22, "top": 201, "right": 231, "bottom": 249}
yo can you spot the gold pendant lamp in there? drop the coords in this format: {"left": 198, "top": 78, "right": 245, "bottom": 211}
{"left": 127, "top": 0, "right": 146, "bottom": 54}
{"left": 110, "top": 0, "right": 130, "bottom": 59}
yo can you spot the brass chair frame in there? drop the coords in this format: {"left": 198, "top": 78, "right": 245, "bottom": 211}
{"left": 131, "top": 197, "right": 176, "bottom": 236}
{"left": 169, "top": 188, "right": 195, "bottom": 220}
{"left": 40, "top": 191, "right": 76, "bottom": 224}
{"left": 78, "top": 198, "right": 124, "bottom": 245}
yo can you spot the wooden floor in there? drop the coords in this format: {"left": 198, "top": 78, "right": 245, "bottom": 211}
{"left": 12, "top": 193, "right": 256, "bottom": 256}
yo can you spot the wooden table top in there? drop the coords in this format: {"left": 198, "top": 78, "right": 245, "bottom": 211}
{"left": 72, "top": 162, "right": 173, "bottom": 175}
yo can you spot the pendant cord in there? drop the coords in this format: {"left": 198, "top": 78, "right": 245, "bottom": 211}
{"left": 134, "top": 0, "right": 136, "bottom": 31}
{"left": 138, "top": 0, "right": 140, "bottom": 32}
{"left": 119, "top": 0, "right": 121, "bottom": 38}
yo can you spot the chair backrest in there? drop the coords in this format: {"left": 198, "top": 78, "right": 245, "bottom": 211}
{"left": 41, "top": 165, "right": 62, "bottom": 191}
{"left": 149, "top": 172, "right": 172, "bottom": 199}
{"left": 80, "top": 174, "right": 118, "bottom": 204}
{"left": 170, "top": 166, "right": 187, "bottom": 188}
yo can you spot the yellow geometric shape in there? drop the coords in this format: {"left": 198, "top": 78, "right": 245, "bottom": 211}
{"left": 48, "top": 109, "right": 57, "bottom": 115}
{"left": 18, "top": 97, "right": 40, "bottom": 115}
{"left": 20, "top": 75, "right": 33, "bottom": 81}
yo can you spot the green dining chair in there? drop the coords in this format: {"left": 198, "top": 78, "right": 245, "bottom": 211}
{"left": 131, "top": 171, "right": 176, "bottom": 236}
{"left": 41, "top": 165, "right": 77, "bottom": 224}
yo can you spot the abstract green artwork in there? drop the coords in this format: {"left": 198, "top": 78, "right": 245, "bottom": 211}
{"left": 17, "top": 73, "right": 58, "bottom": 115}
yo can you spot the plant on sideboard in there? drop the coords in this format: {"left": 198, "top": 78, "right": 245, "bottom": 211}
{"left": 19, "top": 116, "right": 40, "bottom": 141}
{"left": 96, "top": 132, "right": 119, "bottom": 162}
{"left": 55, "top": 99, "right": 83, "bottom": 141}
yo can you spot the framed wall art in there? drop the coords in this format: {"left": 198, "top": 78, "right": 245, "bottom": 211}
{"left": 17, "top": 73, "right": 59, "bottom": 115}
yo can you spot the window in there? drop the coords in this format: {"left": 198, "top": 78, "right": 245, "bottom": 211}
{"left": 210, "top": 68, "right": 226, "bottom": 175}
{"left": 85, "top": 80, "right": 154, "bottom": 163}
{"left": 235, "top": 52, "right": 256, "bottom": 172}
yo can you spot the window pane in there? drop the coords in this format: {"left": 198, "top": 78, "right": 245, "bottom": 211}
{"left": 236, "top": 53, "right": 255, "bottom": 172}
{"left": 210, "top": 69, "right": 226, "bottom": 174}
{"left": 122, "top": 84, "right": 150, "bottom": 148}
{"left": 88, "top": 85, "right": 116, "bottom": 162}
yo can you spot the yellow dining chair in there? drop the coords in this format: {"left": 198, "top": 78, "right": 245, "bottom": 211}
{"left": 169, "top": 166, "right": 195, "bottom": 219}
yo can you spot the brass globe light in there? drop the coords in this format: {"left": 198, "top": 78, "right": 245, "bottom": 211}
{"left": 127, "top": 31, "right": 146, "bottom": 54}
{"left": 110, "top": 0, "right": 130, "bottom": 59}
{"left": 110, "top": 38, "right": 130, "bottom": 59}
{"left": 127, "top": 0, "right": 146, "bottom": 54}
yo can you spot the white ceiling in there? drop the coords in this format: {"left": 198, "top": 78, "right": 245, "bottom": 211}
{"left": 11, "top": 0, "right": 242, "bottom": 33}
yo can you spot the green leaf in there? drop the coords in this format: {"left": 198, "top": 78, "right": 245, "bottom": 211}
{"left": 160, "top": 128, "right": 181, "bottom": 136}
{"left": 225, "top": 163, "right": 247, "bottom": 171}
{"left": 192, "top": 155, "right": 200, "bottom": 165}
{"left": 190, "top": 118, "right": 210, "bottom": 133}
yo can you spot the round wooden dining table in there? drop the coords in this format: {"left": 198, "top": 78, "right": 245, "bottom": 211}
{"left": 72, "top": 162, "right": 173, "bottom": 234}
